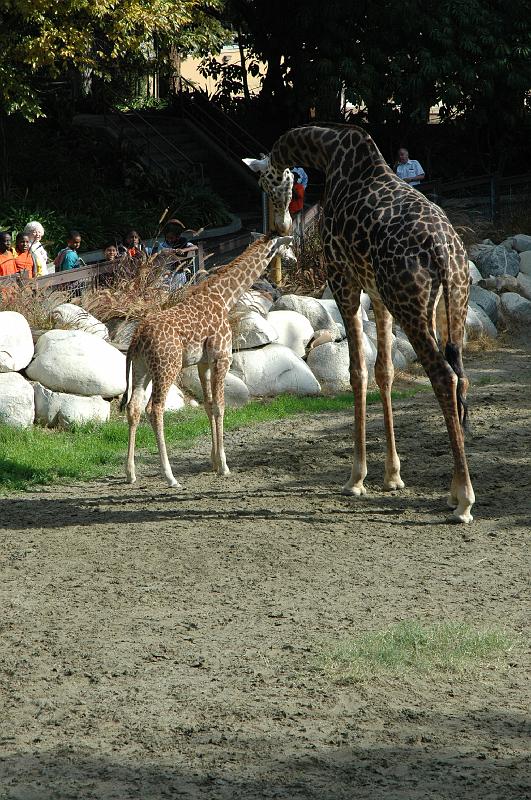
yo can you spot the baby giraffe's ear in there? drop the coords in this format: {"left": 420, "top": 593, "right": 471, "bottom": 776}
{"left": 242, "top": 156, "right": 270, "bottom": 173}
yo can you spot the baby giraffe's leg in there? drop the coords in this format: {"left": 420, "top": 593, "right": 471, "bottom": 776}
{"left": 210, "top": 355, "right": 231, "bottom": 476}
{"left": 125, "top": 361, "right": 149, "bottom": 484}
{"left": 198, "top": 362, "right": 217, "bottom": 470}
{"left": 148, "top": 354, "right": 182, "bottom": 488}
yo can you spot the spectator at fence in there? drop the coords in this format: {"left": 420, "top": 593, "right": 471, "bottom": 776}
{"left": 14, "top": 233, "right": 36, "bottom": 278}
{"left": 153, "top": 220, "right": 196, "bottom": 289}
{"left": 103, "top": 242, "right": 119, "bottom": 262}
{"left": 55, "top": 230, "right": 82, "bottom": 271}
{"left": 23, "top": 221, "right": 48, "bottom": 275}
{"left": 395, "top": 148, "right": 425, "bottom": 187}
{"left": 293, "top": 166, "right": 309, "bottom": 190}
{"left": 119, "top": 229, "right": 147, "bottom": 259}
{"left": 289, "top": 170, "right": 305, "bottom": 242}
{"left": 0, "top": 232, "right": 16, "bottom": 276}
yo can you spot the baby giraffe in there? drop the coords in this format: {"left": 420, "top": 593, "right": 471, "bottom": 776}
{"left": 120, "top": 234, "right": 290, "bottom": 487}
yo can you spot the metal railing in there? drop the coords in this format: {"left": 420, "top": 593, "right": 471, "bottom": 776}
{"left": 420, "top": 171, "right": 531, "bottom": 221}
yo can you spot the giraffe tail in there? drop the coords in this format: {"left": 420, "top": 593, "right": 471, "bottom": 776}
{"left": 119, "top": 348, "right": 132, "bottom": 413}
{"left": 436, "top": 242, "right": 469, "bottom": 432}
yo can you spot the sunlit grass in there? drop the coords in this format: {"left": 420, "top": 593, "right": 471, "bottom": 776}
{"left": 322, "top": 621, "right": 515, "bottom": 682}
{"left": 0, "top": 388, "right": 421, "bottom": 492}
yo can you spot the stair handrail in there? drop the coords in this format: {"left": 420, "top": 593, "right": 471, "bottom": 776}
{"left": 105, "top": 93, "right": 205, "bottom": 182}
{"left": 177, "top": 75, "right": 268, "bottom": 155}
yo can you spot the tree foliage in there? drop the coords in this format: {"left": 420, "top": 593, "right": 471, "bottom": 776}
{"left": 0, "top": 0, "right": 224, "bottom": 119}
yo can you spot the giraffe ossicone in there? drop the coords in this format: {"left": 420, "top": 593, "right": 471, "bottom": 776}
{"left": 120, "top": 234, "right": 290, "bottom": 488}
{"left": 248, "top": 123, "right": 475, "bottom": 523}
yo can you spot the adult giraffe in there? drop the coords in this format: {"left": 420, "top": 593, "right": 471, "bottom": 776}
{"left": 244, "top": 124, "right": 475, "bottom": 523}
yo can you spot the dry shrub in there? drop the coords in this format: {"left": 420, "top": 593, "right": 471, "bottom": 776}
{"left": 81, "top": 253, "right": 191, "bottom": 323}
{"left": 282, "top": 221, "right": 327, "bottom": 297}
{"left": 465, "top": 331, "right": 503, "bottom": 353}
{"left": 0, "top": 279, "right": 73, "bottom": 329}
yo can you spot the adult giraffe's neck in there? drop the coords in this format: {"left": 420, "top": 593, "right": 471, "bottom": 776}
{"left": 270, "top": 124, "right": 388, "bottom": 178}
{"left": 210, "top": 237, "right": 278, "bottom": 309}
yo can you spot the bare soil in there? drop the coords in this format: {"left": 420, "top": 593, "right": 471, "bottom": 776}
{"left": 1, "top": 342, "right": 530, "bottom": 800}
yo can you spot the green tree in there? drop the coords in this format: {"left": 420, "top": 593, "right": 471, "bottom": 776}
{"left": 0, "top": 0, "right": 223, "bottom": 120}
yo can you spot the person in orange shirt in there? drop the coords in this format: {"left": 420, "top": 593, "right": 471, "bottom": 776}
{"left": 14, "top": 233, "right": 36, "bottom": 278}
{"left": 0, "top": 231, "right": 16, "bottom": 276}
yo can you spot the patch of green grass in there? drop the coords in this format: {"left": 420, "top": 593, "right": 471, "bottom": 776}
{"left": 0, "top": 389, "right": 421, "bottom": 492}
{"left": 322, "top": 621, "right": 514, "bottom": 682}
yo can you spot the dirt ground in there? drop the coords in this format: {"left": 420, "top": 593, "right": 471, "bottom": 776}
{"left": 1, "top": 341, "right": 530, "bottom": 800}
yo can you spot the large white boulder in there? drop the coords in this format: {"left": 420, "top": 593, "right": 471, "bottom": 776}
{"left": 232, "top": 311, "right": 278, "bottom": 350}
{"left": 468, "top": 261, "right": 483, "bottom": 285}
{"left": 321, "top": 285, "right": 372, "bottom": 314}
{"left": 181, "top": 367, "right": 250, "bottom": 407}
{"left": 271, "top": 294, "right": 342, "bottom": 338}
{"left": 142, "top": 382, "right": 186, "bottom": 412}
{"left": 52, "top": 303, "right": 109, "bottom": 340}
{"left": 306, "top": 335, "right": 376, "bottom": 394}
{"left": 0, "top": 372, "right": 34, "bottom": 427}
{"left": 469, "top": 285, "right": 499, "bottom": 324}
{"left": 469, "top": 302, "right": 497, "bottom": 338}
{"left": 393, "top": 334, "right": 418, "bottom": 364}
{"left": 465, "top": 305, "right": 484, "bottom": 340}
{"left": 231, "top": 343, "right": 321, "bottom": 397}
{"left": 0, "top": 311, "right": 34, "bottom": 373}
{"left": 26, "top": 329, "right": 127, "bottom": 398}
{"left": 234, "top": 290, "right": 273, "bottom": 317}
{"left": 469, "top": 243, "right": 520, "bottom": 278}
{"left": 516, "top": 272, "right": 531, "bottom": 302}
{"left": 267, "top": 310, "right": 315, "bottom": 357}
{"left": 34, "top": 384, "right": 110, "bottom": 428}
{"left": 316, "top": 297, "right": 367, "bottom": 330}
{"left": 511, "top": 234, "right": 531, "bottom": 253}
{"left": 519, "top": 250, "right": 531, "bottom": 276}
{"left": 500, "top": 292, "right": 531, "bottom": 331}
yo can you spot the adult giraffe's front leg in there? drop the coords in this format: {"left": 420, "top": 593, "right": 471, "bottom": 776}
{"left": 372, "top": 299, "right": 404, "bottom": 491}
{"left": 340, "top": 301, "right": 368, "bottom": 497}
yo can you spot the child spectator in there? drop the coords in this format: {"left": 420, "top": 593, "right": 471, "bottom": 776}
{"left": 119, "top": 229, "right": 147, "bottom": 259}
{"left": 103, "top": 242, "right": 119, "bottom": 261}
{"left": 0, "top": 232, "right": 16, "bottom": 276}
{"left": 55, "top": 231, "right": 82, "bottom": 271}
{"left": 14, "top": 233, "right": 35, "bottom": 278}
{"left": 23, "top": 221, "right": 48, "bottom": 275}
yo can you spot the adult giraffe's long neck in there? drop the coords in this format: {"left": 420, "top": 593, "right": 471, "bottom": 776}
{"left": 270, "top": 124, "right": 389, "bottom": 179}
{"left": 209, "top": 236, "right": 282, "bottom": 310}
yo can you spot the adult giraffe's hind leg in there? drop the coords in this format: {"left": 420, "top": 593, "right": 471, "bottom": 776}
{"left": 198, "top": 362, "right": 217, "bottom": 471}
{"left": 404, "top": 324, "right": 475, "bottom": 523}
{"left": 339, "top": 300, "right": 368, "bottom": 497}
{"left": 372, "top": 300, "right": 404, "bottom": 490}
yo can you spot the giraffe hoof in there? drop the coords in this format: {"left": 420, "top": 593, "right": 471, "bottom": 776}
{"left": 451, "top": 509, "right": 474, "bottom": 524}
{"left": 167, "top": 480, "right": 182, "bottom": 489}
{"left": 217, "top": 467, "right": 231, "bottom": 477}
{"left": 126, "top": 476, "right": 136, "bottom": 485}
{"left": 383, "top": 478, "right": 405, "bottom": 491}
{"left": 341, "top": 483, "right": 367, "bottom": 497}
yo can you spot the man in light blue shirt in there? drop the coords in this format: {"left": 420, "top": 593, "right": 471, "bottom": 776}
{"left": 396, "top": 149, "right": 425, "bottom": 187}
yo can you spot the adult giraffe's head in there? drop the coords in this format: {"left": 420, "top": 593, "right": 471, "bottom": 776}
{"left": 242, "top": 155, "right": 293, "bottom": 235}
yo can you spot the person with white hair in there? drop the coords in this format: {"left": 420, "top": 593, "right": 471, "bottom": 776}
{"left": 23, "top": 220, "right": 49, "bottom": 275}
